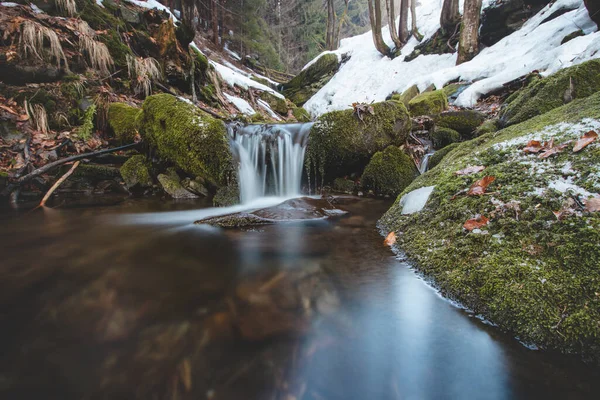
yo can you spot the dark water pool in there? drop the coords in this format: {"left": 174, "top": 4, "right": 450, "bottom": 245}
{"left": 0, "top": 197, "right": 599, "bottom": 399}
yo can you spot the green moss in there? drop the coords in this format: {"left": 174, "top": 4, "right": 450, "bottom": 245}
{"left": 396, "top": 84, "right": 420, "bottom": 107}
{"left": 78, "top": 0, "right": 125, "bottom": 31}
{"left": 281, "top": 53, "right": 339, "bottom": 106}
{"left": 213, "top": 184, "right": 240, "bottom": 206}
{"left": 561, "top": 30, "right": 584, "bottom": 45}
{"left": 157, "top": 169, "right": 198, "bottom": 199}
{"left": 409, "top": 90, "right": 448, "bottom": 116}
{"left": 428, "top": 142, "right": 460, "bottom": 170}
{"left": 74, "top": 163, "right": 121, "bottom": 180}
{"left": 379, "top": 92, "right": 600, "bottom": 363}
{"left": 292, "top": 107, "right": 311, "bottom": 122}
{"left": 361, "top": 146, "right": 417, "bottom": 196}
{"left": 108, "top": 103, "right": 141, "bottom": 143}
{"left": 499, "top": 59, "right": 600, "bottom": 127}
{"left": 474, "top": 119, "right": 500, "bottom": 137}
{"left": 99, "top": 30, "right": 132, "bottom": 70}
{"left": 333, "top": 177, "right": 356, "bottom": 194}
{"left": 259, "top": 92, "right": 288, "bottom": 115}
{"left": 435, "top": 110, "right": 486, "bottom": 138}
{"left": 431, "top": 127, "right": 460, "bottom": 149}
{"left": 76, "top": 104, "right": 96, "bottom": 140}
{"left": 442, "top": 83, "right": 462, "bottom": 99}
{"left": 138, "top": 94, "right": 233, "bottom": 186}
{"left": 193, "top": 50, "right": 209, "bottom": 75}
{"left": 306, "top": 100, "right": 412, "bottom": 185}
{"left": 120, "top": 154, "right": 153, "bottom": 189}
{"left": 251, "top": 76, "right": 272, "bottom": 87}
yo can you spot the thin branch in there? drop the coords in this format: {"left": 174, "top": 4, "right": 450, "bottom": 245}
{"left": 39, "top": 161, "right": 80, "bottom": 207}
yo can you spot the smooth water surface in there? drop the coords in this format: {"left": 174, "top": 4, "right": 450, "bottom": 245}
{"left": 0, "top": 198, "right": 599, "bottom": 400}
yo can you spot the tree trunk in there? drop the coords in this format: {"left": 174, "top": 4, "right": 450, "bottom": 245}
{"left": 398, "top": 0, "right": 409, "bottom": 45}
{"left": 211, "top": 0, "right": 219, "bottom": 47}
{"left": 335, "top": 0, "right": 350, "bottom": 50}
{"left": 409, "top": 0, "right": 422, "bottom": 41}
{"left": 457, "top": 0, "right": 482, "bottom": 65}
{"left": 386, "top": 0, "right": 402, "bottom": 48}
{"left": 368, "top": 0, "right": 391, "bottom": 56}
{"left": 326, "top": 0, "right": 337, "bottom": 50}
{"left": 440, "top": 0, "right": 461, "bottom": 34}
{"left": 584, "top": 0, "right": 600, "bottom": 26}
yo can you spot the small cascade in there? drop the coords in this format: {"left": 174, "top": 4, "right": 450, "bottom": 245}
{"left": 419, "top": 152, "right": 435, "bottom": 174}
{"left": 228, "top": 123, "right": 313, "bottom": 203}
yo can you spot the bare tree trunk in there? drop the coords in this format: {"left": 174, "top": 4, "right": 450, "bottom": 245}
{"left": 398, "top": 0, "right": 409, "bottom": 45}
{"left": 409, "top": 0, "right": 422, "bottom": 41}
{"left": 440, "top": 0, "right": 461, "bottom": 33}
{"left": 368, "top": 0, "right": 391, "bottom": 56}
{"left": 584, "top": 0, "right": 600, "bottom": 26}
{"left": 386, "top": 0, "right": 402, "bottom": 48}
{"left": 457, "top": 0, "right": 482, "bottom": 65}
{"left": 335, "top": 0, "right": 350, "bottom": 49}
{"left": 211, "top": 0, "right": 219, "bottom": 47}
{"left": 326, "top": 0, "right": 337, "bottom": 50}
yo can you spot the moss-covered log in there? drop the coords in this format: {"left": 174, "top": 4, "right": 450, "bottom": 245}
{"left": 281, "top": 53, "right": 340, "bottom": 106}
{"left": 108, "top": 103, "right": 141, "bottom": 143}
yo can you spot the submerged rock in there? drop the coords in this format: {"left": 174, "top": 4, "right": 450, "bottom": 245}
{"left": 306, "top": 100, "right": 411, "bottom": 184}
{"left": 361, "top": 146, "right": 417, "bottom": 196}
{"left": 281, "top": 53, "right": 340, "bottom": 106}
{"left": 409, "top": 90, "right": 449, "bottom": 116}
{"left": 499, "top": 59, "right": 600, "bottom": 127}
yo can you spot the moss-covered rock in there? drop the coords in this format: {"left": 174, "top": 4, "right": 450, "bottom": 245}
{"left": 306, "top": 100, "right": 412, "bottom": 185}
{"left": 138, "top": 94, "right": 233, "bottom": 186}
{"left": 409, "top": 90, "right": 448, "bottom": 116}
{"left": 395, "top": 84, "right": 420, "bottom": 108}
{"left": 561, "top": 29, "right": 585, "bottom": 45}
{"left": 292, "top": 107, "right": 311, "bottom": 122}
{"left": 442, "top": 83, "right": 462, "bottom": 99}
{"left": 333, "top": 177, "right": 356, "bottom": 194}
{"left": 281, "top": 53, "right": 339, "bottom": 106}
{"left": 213, "top": 184, "right": 240, "bottom": 206}
{"left": 428, "top": 142, "right": 460, "bottom": 170}
{"left": 431, "top": 127, "right": 460, "bottom": 149}
{"left": 120, "top": 155, "right": 153, "bottom": 189}
{"left": 157, "top": 170, "right": 198, "bottom": 199}
{"left": 108, "top": 103, "right": 141, "bottom": 143}
{"left": 361, "top": 146, "right": 417, "bottom": 196}
{"left": 474, "top": 119, "right": 500, "bottom": 137}
{"left": 499, "top": 59, "right": 600, "bottom": 127}
{"left": 379, "top": 91, "right": 600, "bottom": 364}
{"left": 435, "top": 110, "right": 486, "bottom": 138}
{"left": 259, "top": 92, "right": 288, "bottom": 115}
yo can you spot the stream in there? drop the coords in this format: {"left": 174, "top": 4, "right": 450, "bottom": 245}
{"left": 1, "top": 197, "right": 600, "bottom": 399}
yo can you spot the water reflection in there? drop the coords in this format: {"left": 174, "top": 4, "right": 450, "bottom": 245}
{"left": 0, "top": 198, "right": 598, "bottom": 399}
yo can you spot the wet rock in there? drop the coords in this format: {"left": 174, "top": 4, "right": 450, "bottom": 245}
{"left": 480, "top": 0, "right": 550, "bottom": 47}
{"left": 182, "top": 177, "right": 210, "bottom": 197}
{"left": 213, "top": 184, "right": 240, "bottom": 206}
{"left": 333, "top": 178, "right": 356, "bottom": 194}
{"left": 431, "top": 127, "right": 460, "bottom": 149}
{"left": 408, "top": 90, "right": 448, "bottom": 116}
{"left": 361, "top": 146, "right": 417, "bottom": 197}
{"left": 157, "top": 172, "right": 199, "bottom": 199}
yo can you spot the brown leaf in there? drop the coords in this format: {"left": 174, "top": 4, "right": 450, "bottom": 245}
{"left": 468, "top": 176, "right": 496, "bottom": 196}
{"left": 0, "top": 104, "right": 18, "bottom": 115}
{"left": 573, "top": 130, "right": 598, "bottom": 152}
{"left": 584, "top": 197, "right": 600, "bottom": 212}
{"left": 523, "top": 140, "right": 543, "bottom": 153}
{"left": 455, "top": 165, "right": 485, "bottom": 175}
{"left": 463, "top": 215, "right": 489, "bottom": 231}
{"left": 384, "top": 232, "right": 396, "bottom": 247}
{"left": 538, "top": 142, "right": 568, "bottom": 159}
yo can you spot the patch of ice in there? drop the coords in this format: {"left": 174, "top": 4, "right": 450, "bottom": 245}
{"left": 257, "top": 99, "right": 283, "bottom": 121}
{"left": 177, "top": 96, "right": 193, "bottom": 105}
{"left": 173, "top": 9, "right": 181, "bottom": 18}
{"left": 95, "top": 0, "right": 104, "bottom": 8}
{"left": 548, "top": 177, "right": 595, "bottom": 198}
{"left": 0, "top": 2, "right": 19, "bottom": 6}
{"left": 494, "top": 119, "right": 600, "bottom": 150}
{"left": 125, "top": 0, "right": 178, "bottom": 22}
{"left": 224, "top": 93, "right": 255, "bottom": 115}
{"left": 303, "top": 0, "right": 599, "bottom": 117}
{"left": 30, "top": 2, "right": 43, "bottom": 12}
{"left": 400, "top": 186, "right": 435, "bottom": 214}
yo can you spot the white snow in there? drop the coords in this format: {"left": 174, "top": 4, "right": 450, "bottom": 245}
{"left": 124, "top": 0, "right": 178, "bottom": 22}
{"left": 211, "top": 59, "right": 284, "bottom": 98}
{"left": 177, "top": 96, "right": 193, "bottom": 105}
{"left": 224, "top": 43, "right": 242, "bottom": 61}
{"left": 303, "top": 0, "right": 600, "bottom": 117}
{"left": 224, "top": 93, "right": 256, "bottom": 115}
{"left": 548, "top": 177, "right": 594, "bottom": 198}
{"left": 30, "top": 2, "right": 43, "bottom": 12}
{"left": 95, "top": 0, "right": 104, "bottom": 8}
{"left": 257, "top": 99, "right": 283, "bottom": 121}
{"left": 0, "top": 2, "right": 19, "bottom": 7}
{"left": 400, "top": 186, "right": 435, "bottom": 214}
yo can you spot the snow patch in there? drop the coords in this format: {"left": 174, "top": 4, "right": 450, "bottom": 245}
{"left": 224, "top": 93, "right": 255, "bottom": 115}
{"left": 257, "top": 99, "right": 283, "bottom": 121}
{"left": 303, "top": 0, "right": 599, "bottom": 117}
{"left": 494, "top": 119, "right": 600, "bottom": 150}
{"left": 30, "top": 2, "right": 43, "bottom": 12}
{"left": 0, "top": 2, "right": 19, "bottom": 6}
{"left": 210, "top": 59, "right": 284, "bottom": 99}
{"left": 548, "top": 177, "right": 594, "bottom": 198}
{"left": 125, "top": 0, "right": 178, "bottom": 22}
{"left": 95, "top": 0, "right": 104, "bottom": 8}
{"left": 400, "top": 186, "right": 435, "bottom": 214}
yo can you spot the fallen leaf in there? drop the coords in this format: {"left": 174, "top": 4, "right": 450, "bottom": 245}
{"left": 0, "top": 104, "right": 18, "bottom": 115}
{"left": 573, "top": 130, "right": 598, "bottom": 152}
{"left": 523, "top": 140, "right": 543, "bottom": 153}
{"left": 455, "top": 165, "right": 485, "bottom": 175}
{"left": 468, "top": 176, "right": 496, "bottom": 196}
{"left": 553, "top": 198, "right": 579, "bottom": 220}
{"left": 584, "top": 197, "right": 600, "bottom": 212}
{"left": 463, "top": 215, "right": 489, "bottom": 231}
{"left": 538, "top": 142, "right": 568, "bottom": 159}
{"left": 384, "top": 232, "right": 396, "bottom": 246}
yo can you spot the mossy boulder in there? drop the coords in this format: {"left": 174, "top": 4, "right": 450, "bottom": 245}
{"left": 408, "top": 90, "right": 448, "bottom": 116}
{"left": 292, "top": 107, "right": 311, "bottom": 122}
{"left": 435, "top": 110, "right": 486, "bottom": 138}
{"left": 138, "top": 94, "right": 233, "bottom": 186}
{"left": 259, "top": 91, "right": 288, "bottom": 115}
{"left": 120, "top": 155, "right": 153, "bottom": 189}
{"left": 281, "top": 53, "right": 339, "bottom": 106}
{"left": 396, "top": 84, "right": 420, "bottom": 107}
{"left": 499, "top": 59, "right": 600, "bottom": 127}
{"left": 108, "top": 103, "right": 141, "bottom": 143}
{"left": 431, "top": 127, "right": 460, "bottom": 149}
{"left": 306, "top": 100, "right": 412, "bottom": 184}
{"left": 157, "top": 170, "right": 198, "bottom": 199}
{"left": 428, "top": 142, "right": 460, "bottom": 170}
{"left": 213, "top": 184, "right": 240, "bottom": 207}
{"left": 333, "top": 178, "right": 356, "bottom": 194}
{"left": 361, "top": 146, "right": 417, "bottom": 197}
{"left": 379, "top": 91, "right": 600, "bottom": 363}
{"left": 474, "top": 119, "right": 500, "bottom": 137}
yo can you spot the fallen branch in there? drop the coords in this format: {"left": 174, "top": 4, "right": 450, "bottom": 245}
{"left": 39, "top": 161, "right": 80, "bottom": 207}
{"left": 2, "top": 142, "right": 138, "bottom": 196}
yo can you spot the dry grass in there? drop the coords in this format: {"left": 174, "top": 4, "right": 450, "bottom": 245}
{"left": 19, "top": 20, "right": 67, "bottom": 67}
{"left": 79, "top": 35, "right": 113, "bottom": 76}
{"left": 127, "top": 55, "right": 162, "bottom": 97}
{"left": 56, "top": 0, "right": 77, "bottom": 17}
{"left": 25, "top": 100, "right": 49, "bottom": 136}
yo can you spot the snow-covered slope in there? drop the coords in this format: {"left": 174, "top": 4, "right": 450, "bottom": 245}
{"left": 304, "top": 0, "right": 600, "bottom": 116}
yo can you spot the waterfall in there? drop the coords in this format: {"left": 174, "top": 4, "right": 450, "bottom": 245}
{"left": 228, "top": 123, "right": 313, "bottom": 204}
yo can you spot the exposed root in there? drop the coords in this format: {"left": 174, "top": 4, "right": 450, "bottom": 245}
{"left": 19, "top": 20, "right": 67, "bottom": 67}
{"left": 127, "top": 55, "right": 162, "bottom": 97}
